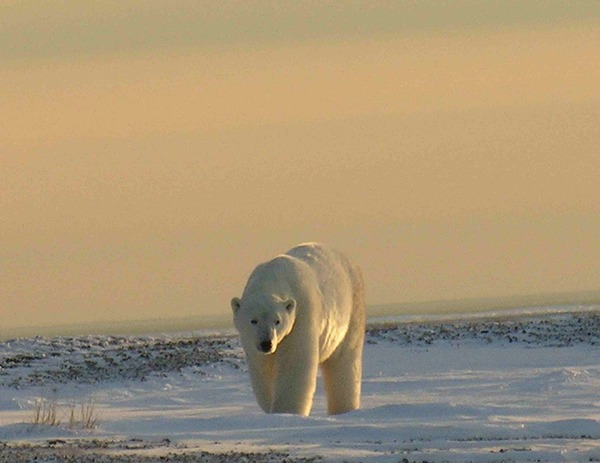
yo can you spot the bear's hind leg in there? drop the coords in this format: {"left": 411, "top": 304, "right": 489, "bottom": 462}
{"left": 321, "top": 337, "right": 363, "bottom": 415}
{"left": 322, "top": 271, "right": 365, "bottom": 415}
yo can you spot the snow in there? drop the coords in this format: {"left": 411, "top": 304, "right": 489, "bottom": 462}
{"left": 1, "top": 307, "right": 599, "bottom": 462}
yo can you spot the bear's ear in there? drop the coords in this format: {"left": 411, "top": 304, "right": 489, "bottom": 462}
{"left": 231, "top": 297, "right": 242, "bottom": 314}
{"left": 284, "top": 298, "right": 296, "bottom": 313}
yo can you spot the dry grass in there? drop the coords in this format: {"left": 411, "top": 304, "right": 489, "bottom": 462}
{"left": 68, "top": 398, "right": 101, "bottom": 430}
{"left": 31, "top": 397, "right": 60, "bottom": 426}
{"left": 31, "top": 397, "right": 100, "bottom": 430}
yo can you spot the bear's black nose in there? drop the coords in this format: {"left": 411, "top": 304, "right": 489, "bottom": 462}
{"left": 259, "top": 340, "right": 273, "bottom": 353}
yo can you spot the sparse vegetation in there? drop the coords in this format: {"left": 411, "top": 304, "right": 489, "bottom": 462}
{"left": 31, "top": 397, "right": 100, "bottom": 430}
{"left": 31, "top": 397, "right": 60, "bottom": 427}
{"left": 68, "top": 398, "right": 101, "bottom": 430}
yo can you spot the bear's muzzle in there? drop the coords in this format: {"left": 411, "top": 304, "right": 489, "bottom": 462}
{"left": 259, "top": 340, "right": 273, "bottom": 353}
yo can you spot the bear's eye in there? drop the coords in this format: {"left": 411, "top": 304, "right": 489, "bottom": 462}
{"left": 275, "top": 320, "right": 281, "bottom": 325}
{"left": 250, "top": 319, "right": 258, "bottom": 325}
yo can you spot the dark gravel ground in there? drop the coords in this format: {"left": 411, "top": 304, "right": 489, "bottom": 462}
{"left": 1, "top": 311, "right": 599, "bottom": 390}
{"left": 0, "top": 336, "right": 242, "bottom": 389}
{"left": 367, "top": 311, "right": 600, "bottom": 347}
{"left": 0, "top": 438, "right": 322, "bottom": 462}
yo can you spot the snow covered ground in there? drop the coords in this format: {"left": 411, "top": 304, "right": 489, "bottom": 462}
{"left": 1, "top": 306, "right": 599, "bottom": 462}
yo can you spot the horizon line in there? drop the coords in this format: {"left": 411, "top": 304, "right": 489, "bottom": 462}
{"left": 3, "top": 288, "right": 599, "bottom": 341}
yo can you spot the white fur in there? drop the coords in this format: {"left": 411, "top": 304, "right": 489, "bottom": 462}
{"left": 231, "top": 243, "right": 365, "bottom": 416}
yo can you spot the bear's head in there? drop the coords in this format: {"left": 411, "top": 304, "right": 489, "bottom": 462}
{"left": 231, "top": 295, "right": 297, "bottom": 355}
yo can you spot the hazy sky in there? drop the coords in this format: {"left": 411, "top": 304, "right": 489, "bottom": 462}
{"left": 2, "top": 1, "right": 600, "bottom": 331}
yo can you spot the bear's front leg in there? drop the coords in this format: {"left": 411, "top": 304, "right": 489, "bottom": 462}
{"left": 271, "top": 342, "right": 319, "bottom": 416}
{"left": 246, "top": 353, "right": 275, "bottom": 413}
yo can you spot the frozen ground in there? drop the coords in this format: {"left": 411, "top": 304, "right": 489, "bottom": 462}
{"left": 1, "top": 306, "right": 599, "bottom": 462}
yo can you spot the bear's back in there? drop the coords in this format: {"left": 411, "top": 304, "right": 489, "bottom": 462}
{"left": 286, "top": 243, "right": 356, "bottom": 358}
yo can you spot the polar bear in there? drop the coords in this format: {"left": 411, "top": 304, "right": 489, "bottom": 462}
{"left": 231, "top": 242, "right": 365, "bottom": 416}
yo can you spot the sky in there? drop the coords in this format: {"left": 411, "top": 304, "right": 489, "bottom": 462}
{"left": 2, "top": 1, "right": 600, "bottom": 332}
